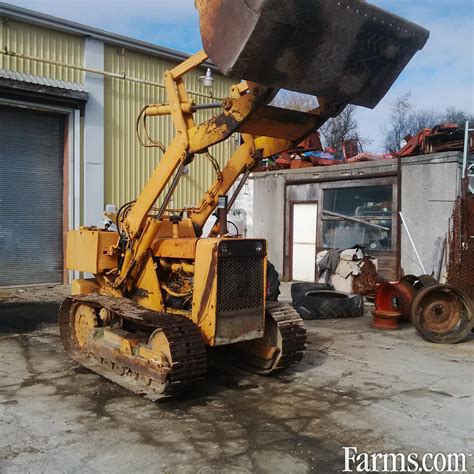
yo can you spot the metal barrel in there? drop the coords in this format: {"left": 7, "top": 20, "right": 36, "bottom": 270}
{"left": 196, "top": 0, "right": 429, "bottom": 109}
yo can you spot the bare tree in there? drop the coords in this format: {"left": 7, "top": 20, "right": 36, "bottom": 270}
{"left": 406, "top": 109, "right": 442, "bottom": 134}
{"left": 444, "top": 107, "right": 474, "bottom": 127}
{"left": 319, "top": 104, "right": 359, "bottom": 151}
{"left": 384, "top": 94, "right": 474, "bottom": 152}
{"left": 383, "top": 93, "right": 413, "bottom": 153}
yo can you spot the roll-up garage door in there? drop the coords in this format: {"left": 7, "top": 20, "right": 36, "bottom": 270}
{"left": 0, "top": 105, "right": 64, "bottom": 286}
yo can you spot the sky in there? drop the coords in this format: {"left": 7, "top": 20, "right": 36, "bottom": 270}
{"left": 3, "top": 0, "right": 473, "bottom": 151}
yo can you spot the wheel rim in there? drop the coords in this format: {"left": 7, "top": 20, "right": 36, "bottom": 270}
{"left": 393, "top": 282, "right": 415, "bottom": 319}
{"left": 412, "top": 285, "right": 473, "bottom": 343}
{"left": 418, "top": 293, "right": 462, "bottom": 333}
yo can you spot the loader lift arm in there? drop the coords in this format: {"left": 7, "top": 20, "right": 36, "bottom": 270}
{"left": 123, "top": 51, "right": 343, "bottom": 243}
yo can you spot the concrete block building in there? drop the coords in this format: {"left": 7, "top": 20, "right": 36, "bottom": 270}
{"left": 235, "top": 151, "right": 472, "bottom": 282}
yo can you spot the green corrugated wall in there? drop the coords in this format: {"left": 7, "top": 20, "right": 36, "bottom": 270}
{"left": 104, "top": 45, "right": 238, "bottom": 209}
{"left": 0, "top": 18, "right": 84, "bottom": 82}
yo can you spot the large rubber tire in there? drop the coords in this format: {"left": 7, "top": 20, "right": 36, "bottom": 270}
{"left": 266, "top": 261, "right": 280, "bottom": 301}
{"left": 291, "top": 282, "right": 334, "bottom": 302}
{"left": 293, "top": 290, "right": 364, "bottom": 320}
{"left": 400, "top": 274, "right": 437, "bottom": 292}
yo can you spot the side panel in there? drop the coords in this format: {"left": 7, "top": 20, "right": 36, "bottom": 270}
{"left": 132, "top": 253, "right": 164, "bottom": 311}
{"left": 66, "top": 229, "right": 118, "bottom": 274}
{"left": 191, "top": 238, "right": 219, "bottom": 345}
{"left": 191, "top": 238, "right": 266, "bottom": 346}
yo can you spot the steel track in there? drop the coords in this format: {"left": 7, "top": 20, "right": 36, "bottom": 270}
{"left": 59, "top": 295, "right": 207, "bottom": 401}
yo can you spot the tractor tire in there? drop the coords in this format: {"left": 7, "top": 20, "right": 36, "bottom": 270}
{"left": 291, "top": 282, "right": 334, "bottom": 302}
{"left": 293, "top": 290, "right": 364, "bottom": 320}
{"left": 266, "top": 261, "right": 280, "bottom": 301}
{"left": 401, "top": 274, "right": 437, "bottom": 292}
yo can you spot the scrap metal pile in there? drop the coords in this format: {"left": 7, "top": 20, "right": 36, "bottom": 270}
{"left": 399, "top": 123, "right": 474, "bottom": 157}
{"left": 316, "top": 248, "right": 379, "bottom": 296}
{"left": 254, "top": 132, "right": 395, "bottom": 171}
{"left": 254, "top": 122, "right": 473, "bottom": 172}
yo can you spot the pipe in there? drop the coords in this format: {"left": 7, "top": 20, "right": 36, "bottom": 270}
{"left": 156, "top": 162, "right": 186, "bottom": 220}
{"left": 160, "top": 284, "right": 192, "bottom": 298}
{"left": 322, "top": 210, "right": 390, "bottom": 231}
{"left": 193, "top": 102, "right": 222, "bottom": 110}
{"left": 462, "top": 120, "right": 469, "bottom": 178}
{"left": 159, "top": 259, "right": 195, "bottom": 274}
{"left": 145, "top": 101, "right": 222, "bottom": 117}
{"left": 396, "top": 153, "right": 402, "bottom": 279}
{"left": 399, "top": 211, "right": 426, "bottom": 274}
{"left": 0, "top": 49, "right": 220, "bottom": 100}
{"left": 227, "top": 167, "right": 251, "bottom": 211}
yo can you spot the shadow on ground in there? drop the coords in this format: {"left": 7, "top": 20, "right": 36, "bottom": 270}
{"left": 0, "top": 302, "right": 60, "bottom": 334}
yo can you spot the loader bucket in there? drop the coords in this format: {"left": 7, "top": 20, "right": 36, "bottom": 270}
{"left": 196, "top": 0, "right": 429, "bottom": 109}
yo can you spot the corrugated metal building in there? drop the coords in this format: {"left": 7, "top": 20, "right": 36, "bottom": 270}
{"left": 0, "top": 3, "right": 236, "bottom": 286}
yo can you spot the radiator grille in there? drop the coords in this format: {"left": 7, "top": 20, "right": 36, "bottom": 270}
{"left": 217, "top": 256, "right": 264, "bottom": 314}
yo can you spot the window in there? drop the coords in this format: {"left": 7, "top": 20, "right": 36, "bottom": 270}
{"left": 322, "top": 185, "right": 393, "bottom": 250}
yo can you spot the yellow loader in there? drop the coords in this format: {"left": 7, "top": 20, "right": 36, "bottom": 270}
{"left": 60, "top": 0, "right": 429, "bottom": 399}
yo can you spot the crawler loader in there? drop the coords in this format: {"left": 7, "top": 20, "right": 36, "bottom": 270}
{"left": 60, "top": 0, "right": 429, "bottom": 399}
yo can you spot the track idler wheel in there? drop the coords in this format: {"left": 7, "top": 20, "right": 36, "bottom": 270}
{"left": 411, "top": 284, "right": 473, "bottom": 344}
{"left": 72, "top": 304, "right": 98, "bottom": 348}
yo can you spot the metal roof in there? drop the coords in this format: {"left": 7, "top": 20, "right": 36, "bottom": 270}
{"left": 0, "top": 68, "right": 86, "bottom": 92}
{"left": 0, "top": 2, "right": 215, "bottom": 68}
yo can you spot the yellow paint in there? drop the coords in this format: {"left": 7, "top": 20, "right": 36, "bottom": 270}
{"left": 71, "top": 278, "right": 101, "bottom": 295}
{"left": 254, "top": 136, "right": 292, "bottom": 158}
{"left": 132, "top": 253, "right": 164, "bottom": 311}
{"left": 66, "top": 229, "right": 118, "bottom": 274}
{"left": 73, "top": 304, "right": 97, "bottom": 348}
{"left": 152, "top": 238, "right": 198, "bottom": 259}
{"left": 191, "top": 238, "right": 219, "bottom": 345}
{"left": 66, "top": 49, "right": 306, "bottom": 354}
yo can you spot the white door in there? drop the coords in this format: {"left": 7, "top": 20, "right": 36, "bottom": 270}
{"left": 292, "top": 203, "right": 318, "bottom": 281}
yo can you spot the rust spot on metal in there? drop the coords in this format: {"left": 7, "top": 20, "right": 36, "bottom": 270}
{"left": 411, "top": 284, "right": 473, "bottom": 343}
{"left": 135, "top": 288, "right": 150, "bottom": 298}
{"left": 238, "top": 105, "right": 319, "bottom": 141}
{"left": 197, "top": 0, "right": 429, "bottom": 109}
{"left": 371, "top": 309, "right": 401, "bottom": 330}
